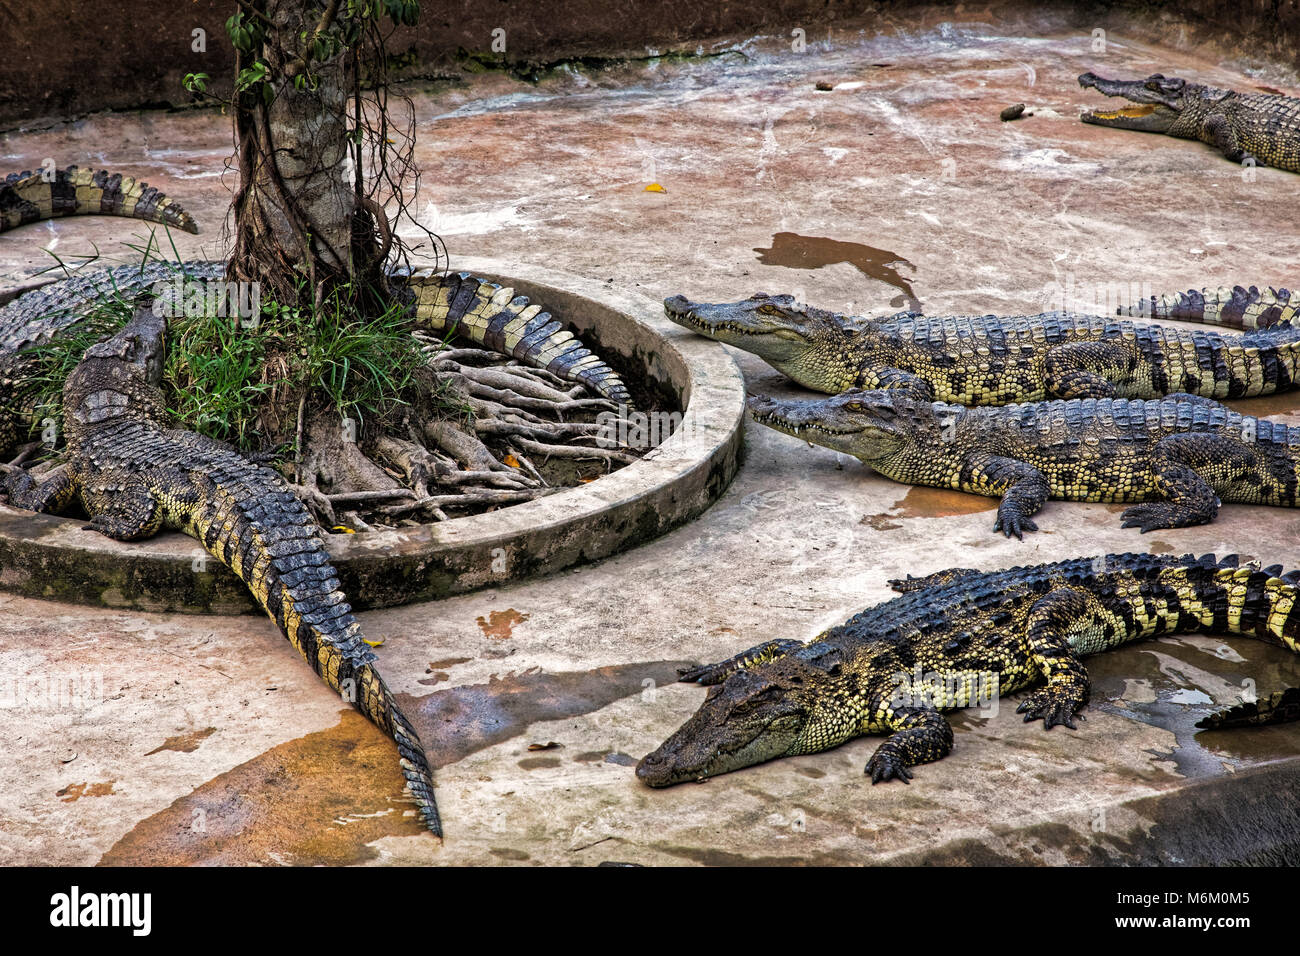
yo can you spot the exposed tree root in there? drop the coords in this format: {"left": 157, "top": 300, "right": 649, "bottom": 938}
{"left": 276, "top": 332, "right": 653, "bottom": 531}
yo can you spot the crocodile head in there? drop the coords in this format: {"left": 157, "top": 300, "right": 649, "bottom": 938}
{"left": 746, "top": 387, "right": 935, "bottom": 462}
{"left": 637, "top": 655, "right": 844, "bottom": 787}
{"left": 64, "top": 305, "right": 169, "bottom": 435}
{"left": 1078, "top": 72, "right": 1194, "bottom": 133}
{"left": 663, "top": 292, "right": 871, "bottom": 393}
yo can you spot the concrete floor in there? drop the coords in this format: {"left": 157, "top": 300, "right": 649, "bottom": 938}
{"left": 3, "top": 2, "right": 1300, "bottom": 865}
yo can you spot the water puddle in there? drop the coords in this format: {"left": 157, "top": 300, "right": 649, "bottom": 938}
{"left": 397, "top": 659, "right": 689, "bottom": 770}
{"left": 1088, "top": 636, "right": 1300, "bottom": 779}
{"left": 860, "top": 486, "right": 997, "bottom": 528}
{"left": 1228, "top": 390, "right": 1300, "bottom": 421}
{"left": 753, "top": 232, "right": 922, "bottom": 311}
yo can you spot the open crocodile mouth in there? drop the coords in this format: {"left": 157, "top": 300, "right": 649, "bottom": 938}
{"left": 1082, "top": 104, "right": 1159, "bottom": 121}
{"left": 666, "top": 308, "right": 780, "bottom": 338}
{"left": 749, "top": 407, "right": 863, "bottom": 439}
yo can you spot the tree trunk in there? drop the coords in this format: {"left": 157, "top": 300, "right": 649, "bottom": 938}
{"left": 229, "top": 0, "right": 376, "bottom": 307}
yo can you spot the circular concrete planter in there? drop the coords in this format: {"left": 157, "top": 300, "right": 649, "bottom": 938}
{"left": 0, "top": 259, "right": 746, "bottom": 613}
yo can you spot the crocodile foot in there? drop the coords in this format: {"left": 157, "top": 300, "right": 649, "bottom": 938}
{"left": 1119, "top": 501, "right": 1202, "bottom": 533}
{"left": 864, "top": 744, "right": 914, "bottom": 784}
{"left": 1016, "top": 686, "right": 1087, "bottom": 730}
{"left": 993, "top": 506, "right": 1038, "bottom": 540}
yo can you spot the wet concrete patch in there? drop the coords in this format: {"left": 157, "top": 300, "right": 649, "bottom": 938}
{"left": 98, "top": 710, "right": 427, "bottom": 867}
{"left": 96, "top": 660, "right": 689, "bottom": 864}
{"left": 1229, "top": 390, "right": 1300, "bottom": 422}
{"left": 1087, "top": 635, "right": 1300, "bottom": 780}
{"left": 517, "top": 756, "right": 563, "bottom": 770}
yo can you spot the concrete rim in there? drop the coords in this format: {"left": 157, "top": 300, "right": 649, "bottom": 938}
{"left": 0, "top": 258, "right": 747, "bottom": 613}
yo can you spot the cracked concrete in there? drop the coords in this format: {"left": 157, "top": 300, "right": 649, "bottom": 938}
{"left": 2, "top": 2, "right": 1300, "bottom": 865}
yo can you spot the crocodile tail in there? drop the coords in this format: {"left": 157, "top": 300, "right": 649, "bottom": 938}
{"left": 1196, "top": 687, "right": 1300, "bottom": 729}
{"left": 1119, "top": 285, "right": 1297, "bottom": 329}
{"left": 193, "top": 470, "right": 441, "bottom": 836}
{"left": 0, "top": 165, "right": 199, "bottom": 235}
{"left": 407, "top": 269, "right": 634, "bottom": 407}
{"left": 1163, "top": 554, "right": 1300, "bottom": 729}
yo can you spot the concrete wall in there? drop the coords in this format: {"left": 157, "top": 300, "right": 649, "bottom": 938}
{"left": 1, "top": 0, "right": 1297, "bottom": 127}
{"left": 0, "top": 0, "right": 875, "bottom": 126}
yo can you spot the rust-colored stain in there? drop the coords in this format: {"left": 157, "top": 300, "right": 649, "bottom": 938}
{"left": 145, "top": 727, "right": 217, "bottom": 756}
{"left": 888, "top": 486, "right": 999, "bottom": 519}
{"left": 58, "top": 781, "right": 115, "bottom": 802}
{"left": 476, "top": 608, "right": 530, "bottom": 641}
{"left": 98, "top": 709, "right": 426, "bottom": 867}
{"left": 98, "top": 660, "right": 688, "bottom": 865}
{"left": 753, "top": 232, "right": 922, "bottom": 312}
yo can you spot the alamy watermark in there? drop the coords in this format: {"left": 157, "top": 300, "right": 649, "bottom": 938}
{"left": 596, "top": 406, "right": 685, "bottom": 450}
{"left": 1038, "top": 275, "right": 1154, "bottom": 316}
{"left": 151, "top": 277, "right": 262, "bottom": 327}
{"left": 0, "top": 671, "right": 103, "bottom": 711}
{"left": 889, "top": 665, "right": 1000, "bottom": 717}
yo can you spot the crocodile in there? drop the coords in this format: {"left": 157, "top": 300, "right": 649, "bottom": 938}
{"left": 0, "top": 174, "right": 632, "bottom": 453}
{"left": 663, "top": 291, "right": 1300, "bottom": 406}
{"left": 746, "top": 388, "right": 1300, "bottom": 537}
{"left": 3, "top": 304, "right": 443, "bottom": 835}
{"left": 636, "top": 552, "right": 1300, "bottom": 787}
{"left": 1079, "top": 72, "right": 1300, "bottom": 172}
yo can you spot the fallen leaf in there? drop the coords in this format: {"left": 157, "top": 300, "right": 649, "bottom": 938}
{"left": 643, "top": 183, "right": 665, "bottom": 193}
{"left": 503, "top": 453, "right": 521, "bottom": 468}
{"left": 527, "top": 741, "right": 561, "bottom": 751}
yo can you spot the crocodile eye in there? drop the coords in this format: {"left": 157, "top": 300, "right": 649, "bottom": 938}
{"left": 757, "top": 304, "right": 779, "bottom": 315}
{"left": 845, "top": 401, "right": 864, "bottom": 411}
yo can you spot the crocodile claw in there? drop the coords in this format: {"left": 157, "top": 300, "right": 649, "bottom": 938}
{"left": 865, "top": 747, "right": 914, "bottom": 784}
{"left": 994, "top": 510, "right": 1038, "bottom": 540}
{"left": 1016, "top": 689, "right": 1085, "bottom": 730}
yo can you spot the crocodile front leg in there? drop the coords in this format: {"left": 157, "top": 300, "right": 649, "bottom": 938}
{"left": 1042, "top": 340, "right": 1135, "bottom": 399}
{"left": 864, "top": 706, "right": 954, "bottom": 784}
{"left": 960, "top": 452, "right": 1051, "bottom": 539}
{"left": 5, "top": 465, "right": 77, "bottom": 515}
{"left": 1203, "top": 112, "right": 1251, "bottom": 164}
{"left": 678, "top": 638, "right": 806, "bottom": 685}
{"left": 81, "top": 485, "right": 165, "bottom": 541}
{"left": 853, "top": 366, "right": 934, "bottom": 401}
